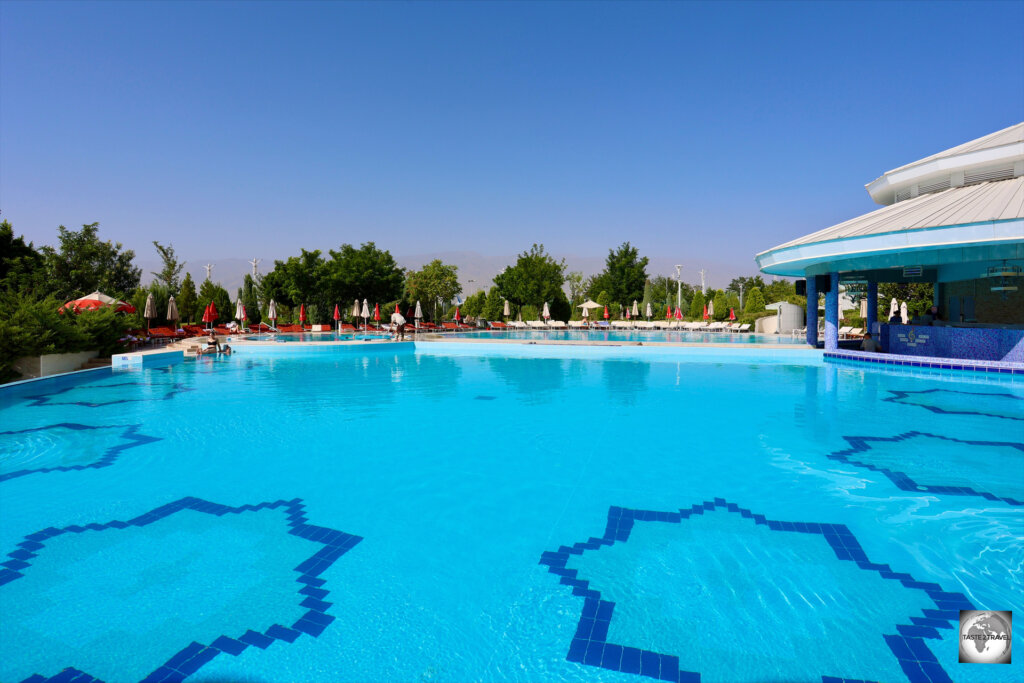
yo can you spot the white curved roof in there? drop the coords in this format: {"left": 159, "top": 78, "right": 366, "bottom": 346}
{"left": 771, "top": 177, "right": 1023, "bottom": 250}
{"left": 756, "top": 178, "right": 1024, "bottom": 275}
{"left": 885, "top": 122, "right": 1024, "bottom": 175}
{"left": 865, "top": 122, "right": 1024, "bottom": 205}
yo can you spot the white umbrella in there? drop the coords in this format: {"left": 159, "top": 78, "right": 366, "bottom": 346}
{"left": 708, "top": 299, "right": 715, "bottom": 317}
{"left": 503, "top": 299, "right": 510, "bottom": 318}
{"left": 166, "top": 296, "right": 179, "bottom": 330}
{"left": 582, "top": 307, "right": 589, "bottom": 320}
{"left": 632, "top": 300, "right": 639, "bottom": 317}
{"left": 578, "top": 300, "right": 602, "bottom": 310}
{"left": 361, "top": 298, "right": 370, "bottom": 330}
{"left": 414, "top": 300, "right": 423, "bottom": 328}
{"left": 900, "top": 301, "right": 909, "bottom": 324}
{"left": 235, "top": 299, "right": 244, "bottom": 321}
{"left": 889, "top": 298, "right": 899, "bottom": 319}
{"left": 268, "top": 299, "right": 278, "bottom": 327}
{"left": 143, "top": 293, "right": 156, "bottom": 332}
{"left": 542, "top": 302, "right": 550, "bottom": 319}
{"left": 645, "top": 302, "right": 652, "bottom": 320}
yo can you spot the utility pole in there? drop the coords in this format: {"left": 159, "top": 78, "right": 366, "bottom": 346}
{"left": 204, "top": 263, "right": 214, "bottom": 281}
{"left": 699, "top": 269, "right": 707, "bottom": 295}
{"left": 248, "top": 257, "right": 262, "bottom": 277}
{"left": 739, "top": 283, "right": 744, "bottom": 310}
{"left": 674, "top": 265, "right": 683, "bottom": 308}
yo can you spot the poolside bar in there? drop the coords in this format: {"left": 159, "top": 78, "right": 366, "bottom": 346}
{"left": 757, "top": 122, "right": 1024, "bottom": 364}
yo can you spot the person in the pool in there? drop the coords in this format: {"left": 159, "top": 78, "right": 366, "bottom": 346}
{"left": 860, "top": 332, "right": 881, "bottom": 352}
{"left": 205, "top": 332, "right": 221, "bottom": 353}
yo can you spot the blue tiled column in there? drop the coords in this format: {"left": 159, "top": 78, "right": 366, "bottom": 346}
{"left": 825, "top": 272, "right": 839, "bottom": 350}
{"left": 805, "top": 276, "right": 818, "bottom": 347}
{"left": 867, "top": 281, "right": 878, "bottom": 335}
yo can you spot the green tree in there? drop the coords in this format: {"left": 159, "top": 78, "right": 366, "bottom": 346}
{"left": 240, "top": 274, "right": 261, "bottom": 325}
{"left": 0, "top": 221, "right": 46, "bottom": 293}
{"left": 744, "top": 286, "right": 766, "bottom": 314}
{"left": 712, "top": 291, "right": 728, "bottom": 320}
{"left": 689, "top": 290, "right": 706, "bottom": 319}
{"left": 198, "top": 279, "right": 233, "bottom": 324}
{"left": 566, "top": 271, "right": 585, "bottom": 306}
{"left": 405, "top": 259, "right": 461, "bottom": 322}
{"left": 762, "top": 278, "right": 796, "bottom": 304}
{"left": 725, "top": 291, "right": 740, "bottom": 313}
{"left": 494, "top": 244, "right": 566, "bottom": 311}
{"left": 178, "top": 272, "right": 198, "bottom": 324}
{"left": 586, "top": 242, "right": 648, "bottom": 304}
{"left": 879, "top": 282, "right": 934, "bottom": 318}
{"left": 482, "top": 286, "right": 506, "bottom": 320}
{"left": 40, "top": 222, "right": 141, "bottom": 300}
{"left": 151, "top": 241, "right": 186, "bottom": 294}
{"left": 322, "top": 243, "right": 404, "bottom": 318}
{"left": 726, "top": 275, "right": 767, "bottom": 302}
{"left": 462, "top": 290, "right": 487, "bottom": 318}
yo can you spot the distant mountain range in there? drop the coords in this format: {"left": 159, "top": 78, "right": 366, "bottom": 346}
{"left": 136, "top": 251, "right": 764, "bottom": 298}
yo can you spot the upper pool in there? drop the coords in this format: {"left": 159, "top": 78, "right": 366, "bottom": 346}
{"left": 1, "top": 343, "right": 1020, "bottom": 683}
{"left": 449, "top": 328, "right": 800, "bottom": 344}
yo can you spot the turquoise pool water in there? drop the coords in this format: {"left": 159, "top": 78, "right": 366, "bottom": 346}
{"left": 1, "top": 342, "right": 1021, "bottom": 683}
{"left": 451, "top": 329, "right": 797, "bottom": 344}
{"left": 242, "top": 332, "right": 388, "bottom": 342}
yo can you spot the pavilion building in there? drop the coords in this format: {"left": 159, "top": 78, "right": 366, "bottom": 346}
{"left": 756, "top": 122, "right": 1024, "bottom": 366}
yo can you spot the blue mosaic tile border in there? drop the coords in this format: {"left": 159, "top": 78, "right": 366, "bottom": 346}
{"left": 884, "top": 388, "right": 1023, "bottom": 422}
{"left": 824, "top": 350, "right": 1024, "bottom": 375}
{"left": 540, "top": 498, "right": 973, "bottom": 683}
{"left": 0, "top": 423, "right": 160, "bottom": 483}
{"left": 827, "top": 432, "right": 1023, "bottom": 506}
{"left": 24, "top": 381, "right": 194, "bottom": 408}
{"left": 2, "top": 497, "right": 362, "bottom": 683}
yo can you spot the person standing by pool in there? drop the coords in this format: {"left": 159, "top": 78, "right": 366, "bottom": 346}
{"left": 391, "top": 310, "right": 407, "bottom": 341}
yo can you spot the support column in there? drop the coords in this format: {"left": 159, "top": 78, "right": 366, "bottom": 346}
{"left": 805, "top": 276, "right": 818, "bottom": 347}
{"left": 867, "top": 281, "right": 878, "bottom": 335}
{"left": 825, "top": 272, "right": 839, "bottom": 351}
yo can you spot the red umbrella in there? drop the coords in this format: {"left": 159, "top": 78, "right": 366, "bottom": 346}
{"left": 299, "top": 304, "right": 307, "bottom": 323}
{"left": 241, "top": 304, "right": 247, "bottom": 323}
{"left": 626, "top": 308, "right": 631, "bottom": 320}
{"left": 407, "top": 307, "right": 414, "bottom": 318}
{"left": 394, "top": 303, "right": 400, "bottom": 314}
{"left": 675, "top": 306, "right": 683, "bottom": 320}
{"left": 455, "top": 307, "right": 461, "bottom": 322}
{"left": 373, "top": 303, "right": 380, "bottom": 321}
{"left": 603, "top": 305, "right": 609, "bottom": 319}
{"left": 729, "top": 307, "right": 736, "bottom": 321}
{"left": 665, "top": 305, "right": 672, "bottom": 320}
{"left": 61, "top": 291, "right": 136, "bottom": 314}
{"left": 333, "top": 304, "right": 341, "bottom": 321}
{"left": 702, "top": 304, "right": 709, "bottom": 320}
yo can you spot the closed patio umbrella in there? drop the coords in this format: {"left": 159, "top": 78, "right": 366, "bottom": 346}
{"left": 900, "top": 301, "right": 908, "bottom": 324}
{"left": 268, "top": 299, "right": 278, "bottom": 330}
{"left": 603, "top": 305, "right": 609, "bottom": 320}
{"left": 166, "top": 296, "right": 179, "bottom": 331}
{"left": 503, "top": 299, "right": 511, "bottom": 319}
{"left": 702, "top": 304, "right": 708, "bottom": 321}
{"left": 361, "top": 299, "right": 369, "bottom": 330}
{"left": 415, "top": 300, "right": 423, "bottom": 328}
{"left": 333, "top": 304, "right": 341, "bottom": 333}
{"left": 729, "top": 308, "right": 736, "bottom": 321}
{"left": 675, "top": 306, "right": 683, "bottom": 320}
{"left": 455, "top": 307, "right": 462, "bottom": 323}
{"left": 373, "top": 302, "right": 381, "bottom": 329}
{"left": 299, "top": 304, "right": 307, "bottom": 328}
{"left": 143, "top": 293, "right": 157, "bottom": 332}
{"left": 645, "top": 302, "right": 652, "bottom": 320}
{"left": 889, "top": 298, "right": 899, "bottom": 320}
{"left": 235, "top": 299, "right": 245, "bottom": 323}
{"left": 708, "top": 299, "right": 715, "bottom": 319}
{"left": 666, "top": 305, "right": 673, "bottom": 320}
{"left": 542, "top": 302, "right": 550, "bottom": 319}
{"left": 625, "top": 307, "right": 631, "bottom": 320}
{"left": 631, "top": 300, "right": 639, "bottom": 317}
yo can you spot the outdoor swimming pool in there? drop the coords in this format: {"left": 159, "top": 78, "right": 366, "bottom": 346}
{"left": 242, "top": 332, "right": 389, "bottom": 342}
{"left": 450, "top": 329, "right": 798, "bottom": 344}
{"left": 1, "top": 342, "right": 1021, "bottom": 683}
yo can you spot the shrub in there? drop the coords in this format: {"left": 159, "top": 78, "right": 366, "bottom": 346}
{"left": 744, "top": 286, "right": 766, "bottom": 314}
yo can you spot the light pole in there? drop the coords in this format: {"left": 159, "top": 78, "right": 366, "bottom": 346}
{"left": 674, "top": 265, "right": 683, "bottom": 309}
{"left": 739, "top": 283, "right": 744, "bottom": 311}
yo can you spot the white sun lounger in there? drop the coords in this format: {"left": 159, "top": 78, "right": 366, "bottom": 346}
{"left": 526, "top": 320, "right": 547, "bottom": 329}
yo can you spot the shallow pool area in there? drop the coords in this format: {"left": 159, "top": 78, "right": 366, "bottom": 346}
{"left": 1, "top": 342, "right": 1021, "bottom": 683}
{"left": 450, "top": 329, "right": 800, "bottom": 344}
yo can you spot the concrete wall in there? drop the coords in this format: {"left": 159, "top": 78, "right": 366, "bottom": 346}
{"left": 13, "top": 351, "right": 98, "bottom": 379}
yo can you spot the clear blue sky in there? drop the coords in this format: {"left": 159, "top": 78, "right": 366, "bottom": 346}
{"left": 2, "top": 0, "right": 1022, "bottom": 277}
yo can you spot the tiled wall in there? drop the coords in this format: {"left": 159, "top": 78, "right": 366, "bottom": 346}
{"left": 940, "top": 277, "right": 1024, "bottom": 324}
{"left": 882, "top": 324, "right": 1024, "bottom": 362}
